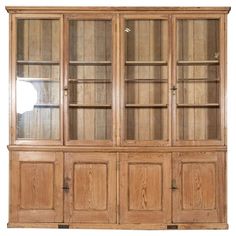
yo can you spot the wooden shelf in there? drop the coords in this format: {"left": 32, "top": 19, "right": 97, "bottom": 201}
{"left": 17, "top": 60, "right": 60, "bottom": 65}
{"left": 177, "top": 60, "right": 219, "bottom": 65}
{"left": 69, "top": 61, "right": 112, "bottom": 65}
{"left": 33, "top": 104, "right": 60, "bottom": 108}
{"left": 178, "top": 79, "right": 220, "bottom": 82}
{"left": 177, "top": 103, "right": 220, "bottom": 108}
{"left": 125, "top": 104, "right": 168, "bottom": 108}
{"left": 125, "top": 79, "right": 167, "bottom": 83}
{"left": 69, "top": 79, "right": 111, "bottom": 83}
{"left": 69, "top": 104, "right": 112, "bottom": 108}
{"left": 125, "top": 61, "right": 167, "bottom": 66}
{"left": 17, "top": 77, "right": 59, "bottom": 82}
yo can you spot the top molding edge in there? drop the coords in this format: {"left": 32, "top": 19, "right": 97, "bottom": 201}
{"left": 5, "top": 6, "right": 231, "bottom": 14}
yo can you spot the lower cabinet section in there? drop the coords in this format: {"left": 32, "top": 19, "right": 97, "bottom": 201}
{"left": 64, "top": 153, "right": 117, "bottom": 223}
{"left": 120, "top": 153, "right": 171, "bottom": 224}
{"left": 10, "top": 151, "right": 63, "bottom": 223}
{"left": 9, "top": 150, "right": 227, "bottom": 228}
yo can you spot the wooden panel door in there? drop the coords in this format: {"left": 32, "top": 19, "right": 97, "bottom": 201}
{"left": 64, "top": 153, "right": 116, "bottom": 223}
{"left": 120, "top": 153, "right": 171, "bottom": 224}
{"left": 10, "top": 151, "right": 63, "bottom": 223}
{"left": 173, "top": 152, "right": 226, "bottom": 223}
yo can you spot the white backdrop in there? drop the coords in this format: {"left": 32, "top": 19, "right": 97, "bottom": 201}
{"left": 0, "top": 0, "right": 235, "bottom": 235}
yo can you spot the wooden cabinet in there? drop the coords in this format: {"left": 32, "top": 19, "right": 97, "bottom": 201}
{"left": 7, "top": 7, "right": 230, "bottom": 229}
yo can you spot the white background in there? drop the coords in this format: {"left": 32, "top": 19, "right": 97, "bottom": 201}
{"left": 0, "top": 0, "right": 235, "bottom": 235}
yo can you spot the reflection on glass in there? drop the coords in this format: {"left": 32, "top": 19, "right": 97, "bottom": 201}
{"left": 17, "top": 80, "right": 37, "bottom": 114}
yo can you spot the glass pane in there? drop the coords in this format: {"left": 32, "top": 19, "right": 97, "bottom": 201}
{"left": 177, "top": 19, "right": 219, "bottom": 61}
{"left": 176, "top": 19, "right": 221, "bottom": 141}
{"left": 126, "top": 82, "right": 168, "bottom": 104}
{"left": 69, "top": 65, "right": 111, "bottom": 80}
{"left": 177, "top": 65, "right": 219, "bottom": 81}
{"left": 16, "top": 19, "right": 60, "bottom": 140}
{"left": 17, "top": 19, "right": 59, "bottom": 61}
{"left": 69, "top": 82, "right": 112, "bottom": 105}
{"left": 177, "top": 108, "right": 220, "bottom": 140}
{"left": 126, "top": 108, "right": 168, "bottom": 140}
{"left": 124, "top": 19, "right": 169, "bottom": 142}
{"left": 69, "top": 20, "right": 111, "bottom": 61}
{"left": 125, "top": 20, "right": 168, "bottom": 61}
{"left": 68, "top": 20, "right": 112, "bottom": 141}
{"left": 69, "top": 108, "right": 112, "bottom": 140}
{"left": 125, "top": 65, "right": 168, "bottom": 80}
{"left": 177, "top": 81, "right": 219, "bottom": 104}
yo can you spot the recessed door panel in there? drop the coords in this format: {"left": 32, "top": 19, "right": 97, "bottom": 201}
{"left": 64, "top": 153, "right": 116, "bottom": 223}
{"left": 120, "top": 153, "right": 171, "bottom": 224}
{"left": 10, "top": 151, "right": 63, "bottom": 223}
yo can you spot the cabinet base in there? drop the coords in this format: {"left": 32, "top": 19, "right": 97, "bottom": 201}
{"left": 7, "top": 222, "right": 228, "bottom": 230}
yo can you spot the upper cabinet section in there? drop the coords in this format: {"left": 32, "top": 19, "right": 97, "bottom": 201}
{"left": 12, "top": 15, "right": 63, "bottom": 145}
{"left": 8, "top": 8, "right": 229, "bottom": 146}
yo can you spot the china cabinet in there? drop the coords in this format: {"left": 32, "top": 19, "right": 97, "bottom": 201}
{"left": 7, "top": 6, "right": 230, "bottom": 229}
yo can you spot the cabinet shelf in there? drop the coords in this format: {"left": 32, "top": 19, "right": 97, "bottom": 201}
{"left": 33, "top": 104, "right": 60, "bottom": 108}
{"left": 177, "top": 103, "right": 220, "bottom": 108}
{"left": 69, "top": 79, "right": 111, "bottom": 83}
{"left": 178, "top": 79, "right": 220, "bottom": 82}
{"left": 69, "top": 104, "right": 112, "bottom": 108}
{"left": 125, "top": 61, "right": 167, "bottom": 66}
{"left": 17, "top": 77, "right": 59, "bottom": 82}
{"left": 17, "top": 60, "right": 60, "bottom": 65}
{"left": 177, "top": 60, "right": 219, "bottom": 65}
{"left": 125, "top": 79, "right": 167, "bottom": 83}
{"left": 125, "top": 104, "right": 168, "bottom": 108}
{"left": 69, "top": 61, "right": 112, "bottom": 65}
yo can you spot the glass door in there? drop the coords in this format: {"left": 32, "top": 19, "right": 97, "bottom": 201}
{"left": 13, "top": 15, "right": 63, "bottom": 145}
{"left": 173, "top": 16, "right": 225, "bottom": 145}
{"left": 121, "top": 15, "right": 170, "bottom": 146}
{"left": 65, "top": 15, "right": 115, "bottom": 145}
